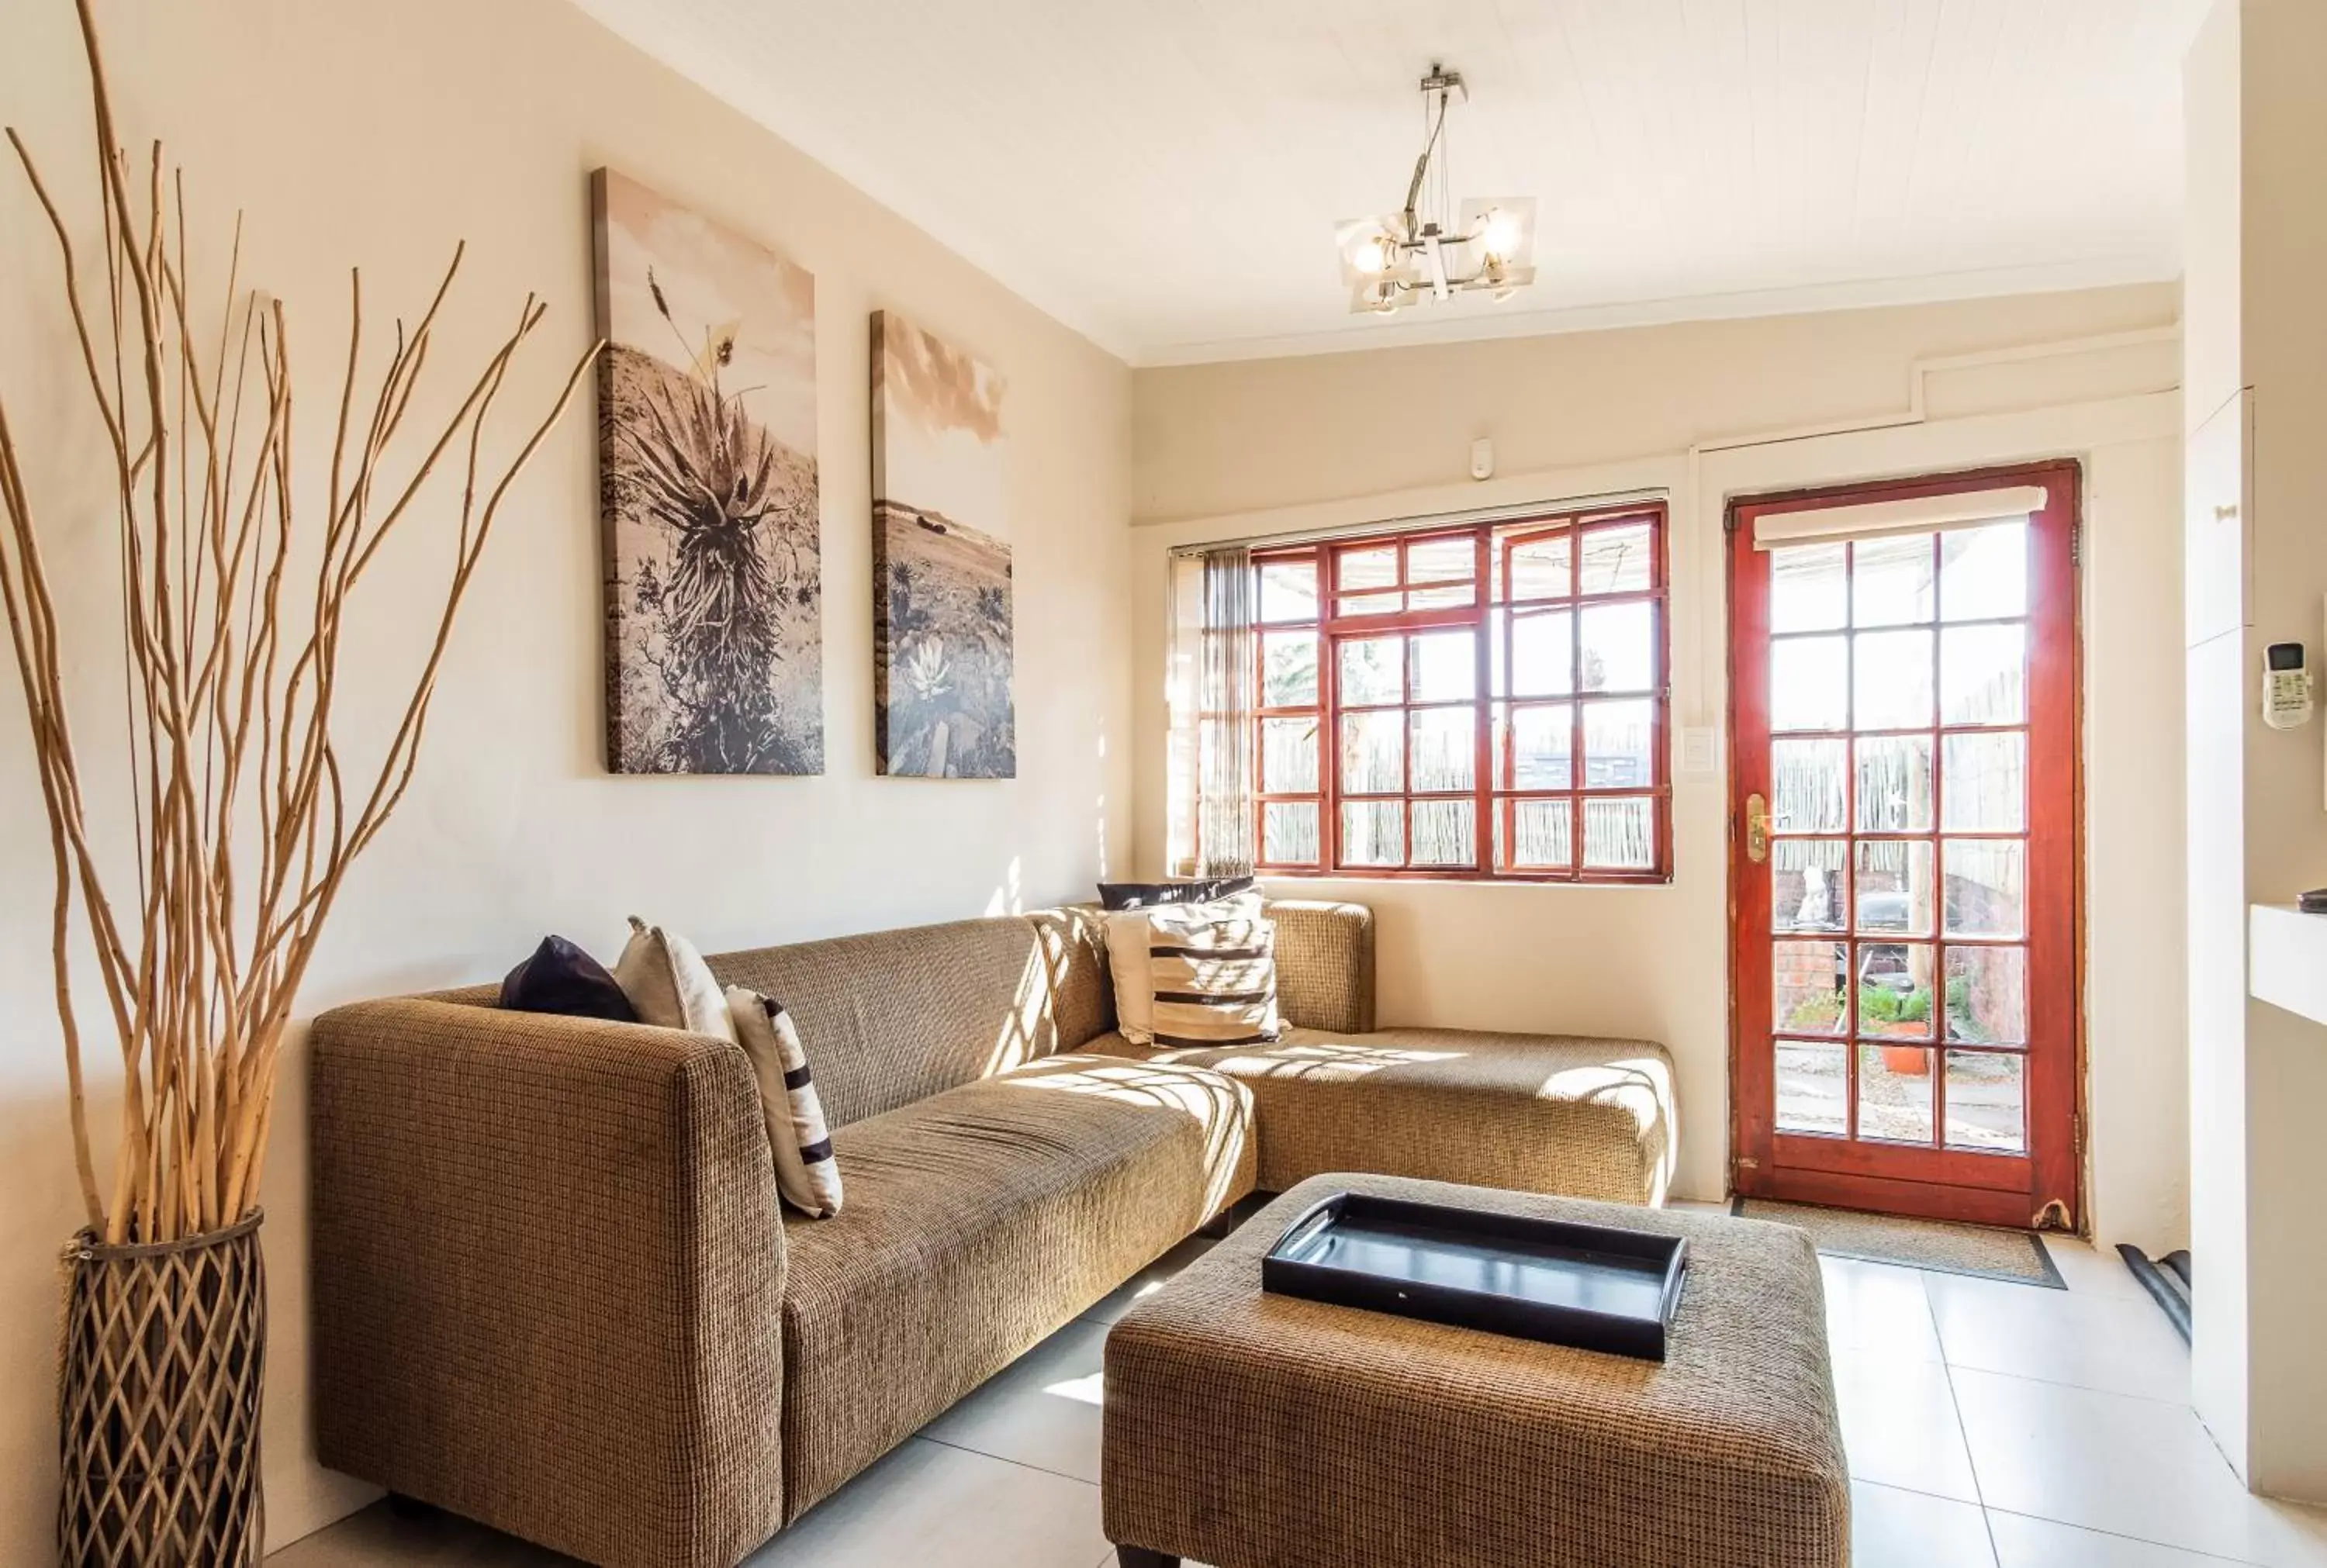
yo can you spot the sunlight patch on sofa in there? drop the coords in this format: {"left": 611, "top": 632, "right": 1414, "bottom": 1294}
{"left": 1202, "top": 1041, "right": 1467, "bottom": 1083}
{"left": 1000, "top": 1058, "right": 1254, "bottom": 1216}
{"left": 982, "top": 943, "right": 1056, "bottom": 1076}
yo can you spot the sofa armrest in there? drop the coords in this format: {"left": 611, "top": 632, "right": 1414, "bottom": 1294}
{"left": 1263, "top": 900, "right": 1375, "bottom": 1034}
{"left": 309, "top": 996, "right": 785, "bottom": 1568}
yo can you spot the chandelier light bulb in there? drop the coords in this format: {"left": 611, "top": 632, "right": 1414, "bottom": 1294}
{"left": 1350, "top": 236, "right": 1388, "bottom": 276}
{"left": 1480, "top": 206, "right": 1525, "bottom": 261}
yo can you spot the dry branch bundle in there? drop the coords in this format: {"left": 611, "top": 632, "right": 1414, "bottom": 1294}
{"left": 1, "top": 0, "right": 601, "bottom": 1245}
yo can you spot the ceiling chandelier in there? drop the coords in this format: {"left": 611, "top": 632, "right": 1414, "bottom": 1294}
{"left": 1336, "top": 64, "right": 1537, "bottom": 315}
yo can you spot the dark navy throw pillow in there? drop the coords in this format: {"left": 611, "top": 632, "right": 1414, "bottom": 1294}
{"left": 500, "top": 935, "right": 639, "bottom": 1023}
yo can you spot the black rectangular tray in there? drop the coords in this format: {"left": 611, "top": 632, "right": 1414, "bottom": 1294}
{"left": 1260, "top": 1190, "right": 1688, "bottom": 1361}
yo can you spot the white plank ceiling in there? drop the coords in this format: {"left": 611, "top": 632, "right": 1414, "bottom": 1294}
{"left": 566, "top": 0, "right": 2205, "bottom": 365}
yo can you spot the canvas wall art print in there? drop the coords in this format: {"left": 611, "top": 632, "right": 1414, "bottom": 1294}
{"left": 593, "top": 168, "right": 823, "bottom": 775}
{"left": 872, "top": 310, "right": 1015, "bottom": 779}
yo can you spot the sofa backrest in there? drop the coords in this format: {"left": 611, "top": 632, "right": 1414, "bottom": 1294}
{"left": 708, "top": 917, "right": 1062, "bottom": 1129}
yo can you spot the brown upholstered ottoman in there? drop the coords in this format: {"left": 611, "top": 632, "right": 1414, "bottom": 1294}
{"left": 1102, "top": 1174, "right": 1848, "bottom": 1568}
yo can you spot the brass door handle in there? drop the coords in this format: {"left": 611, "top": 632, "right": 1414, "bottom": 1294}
{"left": 1744, "top": 793, "right": 1770, "bottom": 863}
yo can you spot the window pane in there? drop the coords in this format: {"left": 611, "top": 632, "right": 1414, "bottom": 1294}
{"left": 1339, "top": 710, "right": 1403, "bottom": 794}
{"left": 1410, "top": 800, "right": 1476, "bottom": 867}
{"left": 1582, "top": 699, "right": 1655, "bottom": 789}
{"left": 1260, "top": 717, "right": 1318, "bottom": 793}
{"left": 1945, "top": 945, "right": 2027, "bottom": 1044}
{"left": 1406, "top": 582, "right": 1477, "bottom": 611}
{"left": 1407, "top": 537, "right": 1473, "bottom": 584}
{"left": 1340, "top": 800, "right": 1402, "bottom": 866}
{"left": 1410, "top": 707, "right": 1476, "bottom": 792}
{"left": 1263, "top": 801, "right": 1319, "bottom": 865}
{"left": 1410, "top": 630, "right": 1476, "bottom": 701}
{"left": 1855, "top": 628, "right": 1935, "bottom": 730}
{"left": 1337, "top": 545, "right": 1398, "bottom": 592}
{"left": 1773, "top": 839, "right": 1848, "bottom": 934}
{"left": 1858, "top": 1044, "right": 1935, "bottom": 1144}
{"left": 1770, "top": 543, "right": 1847, "bottom": 633}
{"left": 1941, "top": 731, "right": 2026, "bottom": 831}
{"left": 1776, "top": 1041, "right": 1848, "bottom": 1135}
{"left": 1945, "top": 1050, "right": 2026, "bottom": 1152}
{"left": 1852, "top": 535, "right": 1936, "bottom": 627}
{"left": 1583, "top": 796, "right": 1657, "bottom": 869}
{"left": 1511, "top": 611, "right": 1574, "bottom": 696}
{"left": 1579, "top": 601, "right": 1656, "bottom": 694}
{"left": 1507, "top": 799, "right": 1574, "bottom": 869}
{"left": 1941, "top": 520, "right": 2028, "bottom": 623}
{"left": 1944, "top": 840, "right": 2025, "bottom": 938}
{"left": 1336, "top": 589, "right": 1402, "bottom": 619}
{"left": 1856, "top": 942, "right": 1936, "bottom": 1039}
{"left": 1261, "top": 631, "right": 1318, "bottom": 706}
{"left": 1772, "top": 635, "right": 1848, "bottom": 730}
{"left": 1508, "top": 534, "right": 1572, "bottom": 601}
{"left": 1775, "top": 941, "right": 1847, "bottom": 1034}
{"left": 1855, "top": 734, "right": 1935, "bottom": 832}
{"left": 1258, "top": 560, "right": 1317, "bottom": 624}
{"left": 1338, "top": 637, "right": 1403, "bottom": 706}
{"left": 1940, "top": 623, "right": 2027, "bottom": 726}
{"left": 1507, "top": 704, "right": 1573, "bottom": 789}
{"left": 1772, "top": 738, "right": 1847, "bottom": 833}
{"left": 1855, "top": 840, "right": 1935, "bottom": 937}
{"left": 1579, "top": 523, "right": 1653, "bottom": 594}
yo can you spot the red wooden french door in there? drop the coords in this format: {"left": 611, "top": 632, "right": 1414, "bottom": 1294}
{"left": 1728, "top": 463, "right": 2081, "bottom": 1230}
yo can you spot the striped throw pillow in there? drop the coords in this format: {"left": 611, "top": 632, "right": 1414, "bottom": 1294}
{"left": 1146, "top": 891, "right": 1281, "bottom": 1048}
{"left": 725, "top": 986, "right": 843, "bottom": 1218}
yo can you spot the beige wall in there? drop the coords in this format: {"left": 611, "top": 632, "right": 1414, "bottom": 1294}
{"left": 1129, "top": 287, "right": 2190, "bottom": 1247}
{"left": 0, "top": 0, "right": 1131, "bottom": 1554}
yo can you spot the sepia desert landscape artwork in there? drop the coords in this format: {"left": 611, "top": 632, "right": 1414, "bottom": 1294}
{"left": 872, "top": 310, "right": 1015, "bottom": 779}
{"left": 593, "top": 168, "right": 823, "bottom": 775}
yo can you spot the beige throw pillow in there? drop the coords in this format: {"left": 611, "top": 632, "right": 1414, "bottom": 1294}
{"left": 726, "top": 986, "right": 842, "bottom": 1218}
{"left": 1103, "top": 907, "right": 1160, "bottom": 1045}
{"left": 612, "top": 917, "right": 735, "bottom": 1041}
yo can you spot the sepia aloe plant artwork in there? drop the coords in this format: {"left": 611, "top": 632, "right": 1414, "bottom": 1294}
{"left": 2, "top": 4, "right": 597, "bottom": 1556}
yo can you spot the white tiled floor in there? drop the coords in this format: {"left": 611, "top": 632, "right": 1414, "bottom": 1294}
{"left": 271, "top": 1224, "right": 2322, "bottom": 1568}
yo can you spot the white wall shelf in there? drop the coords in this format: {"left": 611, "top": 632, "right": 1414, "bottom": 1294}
{"left": 2251, "top": 904, "right": 2327, "bottom": 1027}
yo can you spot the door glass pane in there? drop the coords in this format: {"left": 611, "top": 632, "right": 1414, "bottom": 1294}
{"left": 1776, "top": 941, "right": 1847, "bottom": 1035}
{"left": 1263, "top": 802, "right": 1319, "bottom": 865}
{"left": 1260, "top": 717, "right": 1318, "bottom": 793}
{"left": 1582, "top": 797, "right": 1656, "bottom": 869}
{"left": 1507, "top": 704, "right": 1573, "bottom": 789}
{"left": 1772, "top": 636, "right": 1849, "bottom": 730}
{"left": 1945, "top": 1051, "right": 2026, "bottom": 1152}
{"left": 1509, "top": 534, "right": 1572, "bottom": 600}
{"left": 1776, "top": 1041, "right": 1848, "bottom": 1135}
{"left": 1579, "top": 523, "right": 1653, "bottom": 594}
{"left": 1579, "top": 602, "right": 1655, "bottom": 693}
{"left": 1410, "top": 707, "right": 1475, "bottom": 792}
{"left": 1511, "top": 611, "right": 1574, "bottom": 696}
{"left": 1773, "top": 840, "right": 1848, "bottom": 934}
{"left": 1858, "top": 1044, "right": 1935, "bottom": 1144}
{"left": 1941, "top": 520, "right": 2028, "bottom": 622}
{"left": 1770, "top": 543, "right": 1847, "bottom": 633}
{"left": 1853, "top": 535, "right": 1937, "bottom": 627}
{"left": 1855, "top": 840, "right": 1935, "bottom": 936}
{"left": 1261, "top": 631, "right": 1318, "bottom": 706}
{"left": 1410, "top": 800, "right": 1476, "bottom": 867}
{"left": 1945, "top": 840, "right": 2025, "bottom": 938}
{"left": 1407, "top": 536, "right": 1473, "bottom": 584}
{"left": 1772, "top": 738, "right": 1848, "bottom": 833}
{"left": 1337, "top": 545, "right": 1398, "bottom": 592}
{"left": 1941, "top": 732, "right": 2026, "bottom": 831}
{"left": 1854, "top": 629, "right": 1935, "bottom": 730}
{"left": 1941, "top": 623, "right": 2027, "bottom": 725}
{"left": 1945, "top": 945, "right": 2027, "bottom": 1044}
{"left": 1340, "top": 801, "right": 1402, "bottom": 865}
{"left": 1582, "top": 699, "right": 1654, "bottom": 789}
{"left": 1855, "top": 735, "right": 1935, "bottom": 832}
{"left": 1508, "top": 800, "right": 1572, "bottom": 869}
{"left": 1857, "top": 942, "right": 1936, "bottom": 1038}
{"left": 1409, "top": 630, "right": 1476, "bottom": 701}
{"left": 1340, "top": 710, "right": 1403, "bottom": 794}
{"left": 1338, "top": 637, "right": 1404, "bottom": 706}
{"left": 1259, "top": 560, "right": 1318, "bottom": 623}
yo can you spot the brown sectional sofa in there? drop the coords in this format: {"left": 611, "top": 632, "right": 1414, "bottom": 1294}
{"left": 309, "top": 899, "right": 1674, "bottom": 1568}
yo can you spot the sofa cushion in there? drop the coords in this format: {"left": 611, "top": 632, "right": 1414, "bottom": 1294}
{"left": 776, "top": 1052, "right": 1256, "bottom": 1518}
{"left": 1087, "top": 1024, "right": 1673, "bottom": 1206}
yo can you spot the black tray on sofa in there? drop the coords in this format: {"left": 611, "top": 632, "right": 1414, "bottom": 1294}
{"left": 1260, "top": 1190, "right": 1688, "bottom": 1361}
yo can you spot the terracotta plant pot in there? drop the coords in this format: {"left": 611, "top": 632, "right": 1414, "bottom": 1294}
{"left": 1879, "top": 1045, "right": 1931, "bottom": 1076}
{"left": 57, "top": 1211, "right": 267, "bottom": 1566}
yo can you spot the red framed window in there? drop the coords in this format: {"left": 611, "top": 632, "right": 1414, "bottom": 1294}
{"left": 1247, "top": 504, "right": 1671, "bottom": 882}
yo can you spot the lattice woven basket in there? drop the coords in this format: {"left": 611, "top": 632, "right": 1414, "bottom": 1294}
{"left": 57, "top": 1211, "right": 267, "bottom": 1566}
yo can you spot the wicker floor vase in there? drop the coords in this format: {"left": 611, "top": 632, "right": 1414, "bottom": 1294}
{"left": 58, "top": 1211, "right": 267, "bottom": 1566}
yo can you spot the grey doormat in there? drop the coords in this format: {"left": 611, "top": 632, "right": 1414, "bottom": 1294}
{"left": 1730, "top": 1197, "right": 2064, "bottom": 1288}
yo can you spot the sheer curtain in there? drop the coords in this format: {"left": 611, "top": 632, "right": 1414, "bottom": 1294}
{"left": 1166, "top": 547, "right": 1257, "bottom": 877}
